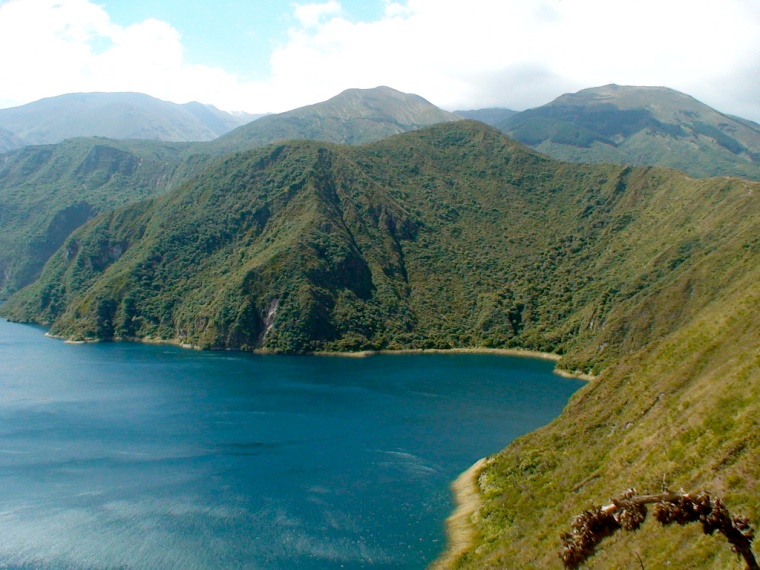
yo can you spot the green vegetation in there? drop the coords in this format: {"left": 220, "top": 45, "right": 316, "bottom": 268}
{"left": 0, "top": 86, "right": 459, "bottom": 302}
{"left": 3, "top": 119, "right": 758, "bottom": 568}
{"left": 449, "top": 260, "right": 759, "bottom": 568}
{"left": 498, "top": 84, "right": 760, "bottom": 181}
{"left": 0, "top": 137, "right": 212, "bottom": 299}
{"left": 4, "top": 121, "right": 758, "bottom": 364}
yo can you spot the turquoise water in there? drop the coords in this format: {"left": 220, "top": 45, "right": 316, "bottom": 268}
{"left": 0, "top": 319, "right": 582, "bottom": 569}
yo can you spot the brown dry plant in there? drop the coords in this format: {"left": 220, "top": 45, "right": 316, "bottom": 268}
{"left": 561, "top": 489, "right": 757, "bottom": 570}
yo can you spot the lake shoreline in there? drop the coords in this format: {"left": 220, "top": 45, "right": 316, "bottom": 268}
{"left": 314, "top": 347, "right": 595, "bottom": 381}
{"left": 37, "top": 327, "right": 595, "bottom": 381}
{"left": 314, "top": 347, "right": 561, "bottom": 360}
{"left": 429, "top": 457, "right": 489, "bottom": 570}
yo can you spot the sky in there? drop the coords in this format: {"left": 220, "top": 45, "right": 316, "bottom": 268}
{"left": 1, "top": 0, "right": 759, "bottom": 121}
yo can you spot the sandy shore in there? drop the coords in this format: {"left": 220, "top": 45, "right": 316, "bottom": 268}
{"left": 315, "top": 347, "right": 595, "bottom": 381}
{"left": 44, "top": 330, "right": 595, "bottom": 380}
{"left": 430, "top": 457, "right": 489, "bottom": 569}
{"left": 315, "top": 346, "right": 562, "bottom": 361}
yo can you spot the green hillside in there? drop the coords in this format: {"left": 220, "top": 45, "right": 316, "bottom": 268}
{"left": 447, "top": 271, "right": 760, "bottom": 569}
{"left": 0, "top": 137, "right": 208, "bottom": 299}
{"left": 3, "top": 120, "right": 758, "bottom": 568}
{"left": 500, "top": 84, "right": 760, "bottom": 181}
{"left": 5, "top": 121, "right": 756, "bottom": 367}
{"left": 0, "top": 86, "right": 458, "bottom": 301}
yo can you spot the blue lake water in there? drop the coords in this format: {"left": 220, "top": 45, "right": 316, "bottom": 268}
{"left": 0, "top": 319, "right": 583, "bottom": 569}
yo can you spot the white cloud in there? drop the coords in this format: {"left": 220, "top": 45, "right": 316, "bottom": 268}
{"left": 0, "top": 0, "right": 246, "bottom": 108}
{"left": 263, "top": 0, "right": 760, "bottom": 118}
{"left": 292, "top": 1, "right": 342, "bottom": 29}
{"left": 1, "top": 0, "right": 759, "bottom": 121}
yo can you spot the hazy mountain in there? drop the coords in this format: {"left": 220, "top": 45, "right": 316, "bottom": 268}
{"left": 203, "top": 85, "right": 461, "bottom": 154}
{"left": 454, "top": 107, "right": 517, "bottom": 126}
{"left": 499, "top": 84, "right": 760, "bottom": 180}
{"left": 0, "top": 126, "right": 25, "bottom": 153}
{"left": 3, "top": 120, "right": 759, "bottom": 570}
{"left": 0, "top": 92, "right": 260, "bottom": 149}
{"left": 181, "top": 101, "right": 263, "bottom": 136}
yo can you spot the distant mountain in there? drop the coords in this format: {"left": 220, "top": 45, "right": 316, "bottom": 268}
{"left": 454, "top": 107, "right": 517, "bottom": 126}
{"left": 0, "top": 126, "right": 25, "bottom": 153}
{"left": 0, "top": 92, "right": 260, "bottom": 149}
{"left": 498, "top": 84, "right": 760, "bottom": 180}
{"left": 204, "top": 86, "right": 461, "bottom": 154}
{"left": 0, "top": 86, "right": 459, "bottom": 299}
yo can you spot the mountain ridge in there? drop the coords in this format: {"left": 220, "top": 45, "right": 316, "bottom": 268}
{"left": 0, "top": 92, "right": 260, "bottom": 149}
{"left": 496, "top": 84, "right": 760, "bottom": 180}
{"left": 202, "top": 85, "right": 461, "bottom": 154}
{"left": 5, "top": 120, "right": 757, "bottom": 370}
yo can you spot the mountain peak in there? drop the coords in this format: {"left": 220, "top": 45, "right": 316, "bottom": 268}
{"left": 208, "top": 86, "right": 460, "bottom": 152}
{"left": 552, "top": 84, "right": 703, "bottom": 112}
{"left": 0, "top": 92, "right": 256, "bottom": 148}
{"left": 500, "top": 84, "right": 760, "bottom": 180}
{"left": 281, "top": 86, "right": 457, "bottom": 124}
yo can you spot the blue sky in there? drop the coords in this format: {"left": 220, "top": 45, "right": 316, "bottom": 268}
{"left": 100, "top": 0, "right": 385, "bottom": 82}
{"left": 1, "top": 0, "right": 759, "bottom": 121}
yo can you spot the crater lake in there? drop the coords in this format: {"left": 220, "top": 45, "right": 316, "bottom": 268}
{"left": 0, "top": 319, "right": 583, "bottom": 569}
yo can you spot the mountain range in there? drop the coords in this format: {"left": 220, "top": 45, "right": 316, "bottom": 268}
{"left": 1, "top": 84, "right": 759, "bottom": 569}
{"left": 5, "top": 120, "right": 754, "bottom": 366}
{"left": 0, "top": 92, "right": 260, "bottom": 151}
{"left": 481, "top": 84, "right": 760, "bottom": 181}
{"left": 0, "top": 87, "right": 457, "bottom": 300}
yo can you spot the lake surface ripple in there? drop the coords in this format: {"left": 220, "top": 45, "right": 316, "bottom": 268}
{"left": 0, "top": 320, "right": 582, "bottom": 569}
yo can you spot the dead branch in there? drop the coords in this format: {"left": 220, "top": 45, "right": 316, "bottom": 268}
{"left": 560, "top": 489, "right": 757, "bottom": 570}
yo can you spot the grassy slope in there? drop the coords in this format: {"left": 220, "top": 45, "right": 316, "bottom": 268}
{"left": 446, "top": 178, "right": 760, "bottom": 567}
{"left": 450, "top": 267, "right": 759, "bottom": 569}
